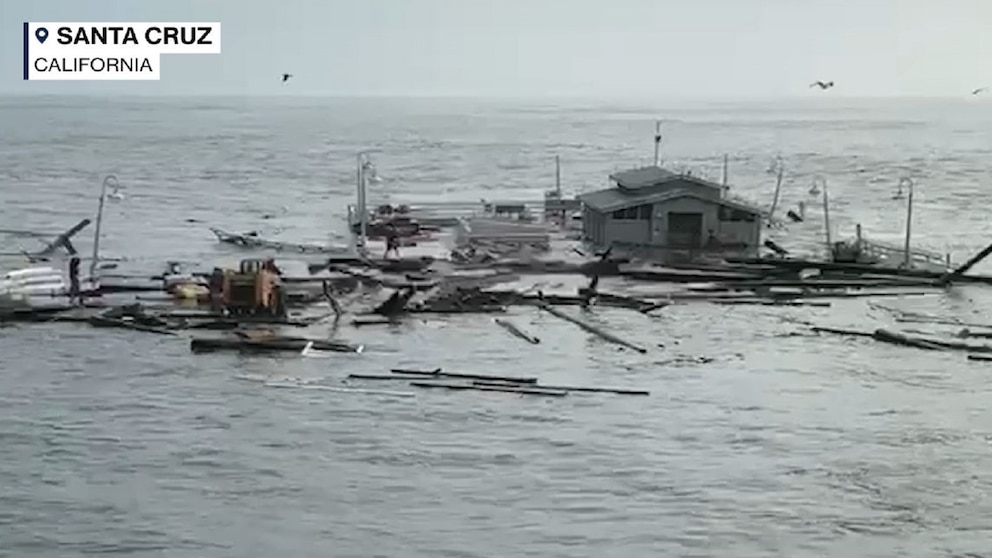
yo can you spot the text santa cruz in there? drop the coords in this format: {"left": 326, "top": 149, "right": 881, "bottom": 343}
{"left": 34, "top": 57, "right": 154, "bottom": 73}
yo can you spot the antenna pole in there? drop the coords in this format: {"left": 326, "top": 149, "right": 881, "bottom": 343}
{"left": 653, "top": 121, "right": 662, "bottom": 167}
{"left": 903, "top": 178, "right": 914, "bottom": 269}
{"left": 721, "top": 154, "right": 729, "bottom": 186}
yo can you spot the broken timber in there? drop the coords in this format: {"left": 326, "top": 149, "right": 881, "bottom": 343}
{"left": 538, "top": 303, "right": 647, "bottom": 353}
{"left": 939, "top": 241, "right": 992, "bottom": 285}
{"left": 813, "top": 326, "right": 992, "bottom": 353}
{"left": 470, "top": 380, "right": 648, "bottom": 395}
{"left": 494, "top": 318, "right": 540, "bottom": 344}
{"left": 408, "top": 381, "right": 567, "bottom": 397}
{"left": 389, "top": 367, "right": 538, "bottom": 384}
{"left": 190, "top": 336, "right": 362, "bottom": 354}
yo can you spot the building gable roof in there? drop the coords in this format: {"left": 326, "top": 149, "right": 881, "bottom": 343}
{"left": 609, "top": 166, "right": 724, "bottom": 192}
{"left": 609, "top": 166, "right": 678, "bottom": 189}
{"left": 579, "top": 187, "right": 767, "bottom": 216}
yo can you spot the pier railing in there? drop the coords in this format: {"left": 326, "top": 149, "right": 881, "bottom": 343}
{"left": 347, "top": 198, "right": 573, "bottom": 228}
{"left": 856, "top": 237, "right": 950, "bottom": 270}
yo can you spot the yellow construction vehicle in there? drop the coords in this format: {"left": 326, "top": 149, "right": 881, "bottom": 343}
{"left": 218, "top": 258, "right": 287, "bottom": 318}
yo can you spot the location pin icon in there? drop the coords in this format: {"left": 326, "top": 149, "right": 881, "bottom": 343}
{"left": 35, "top": 27, "right": 48, "bottom": 44}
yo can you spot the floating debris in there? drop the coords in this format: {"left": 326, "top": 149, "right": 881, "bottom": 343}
{"left": 190, "top": 336, "right": 362, "bottom": 354}
{"left": 389, "top": 367, "right": 538, "bottom": 384}
{"left": 494, "top": 318, "right": 540, "bottom": 344}
{"left": 538, "top": 303, "right": 647, "bottom": 353}
{"left": 409, "top": 381, "right": 567, "bottom": 397}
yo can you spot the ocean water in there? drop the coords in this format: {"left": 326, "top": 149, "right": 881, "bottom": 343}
{"left": 3, "top": 95, "right": 992, "bottom": 557}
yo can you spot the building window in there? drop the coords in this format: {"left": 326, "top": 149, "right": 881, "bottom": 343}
{"left": 719, "top": 206, "right": 757, "bottom": 222}
{"left": 611, "top": 207, "right": 638, "bottom": 220}
{"left": 611, "top": 205, "right": 653, "bottom": 220}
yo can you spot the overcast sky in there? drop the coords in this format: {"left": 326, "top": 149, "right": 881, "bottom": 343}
{"left": 1, "top": 0, "right": 990, "bottom": 98}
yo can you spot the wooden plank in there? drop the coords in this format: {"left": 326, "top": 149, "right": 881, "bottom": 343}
{"left": 408, "top": 381, "right": 567, "bottom": 397}
{"left": 471, "top": 380, "right": 648, "bottom": 396}
{"left": 494, "top": 318, "right": 540, "bottom": 344}
{"left": 389, "top": 368, "right": 538, "bottom": 384}
{"left": 538, "top": 303, "right": 647, "bottom": 353}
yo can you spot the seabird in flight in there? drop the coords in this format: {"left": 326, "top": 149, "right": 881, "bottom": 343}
{"left": 809, "top": 80, "right": 835, "bottom": 90}
{"left": 281, "top": 73, "right": 293, "bottom": 83}
{"left": 972, "top": 87, "right": 988, "bottom": 95}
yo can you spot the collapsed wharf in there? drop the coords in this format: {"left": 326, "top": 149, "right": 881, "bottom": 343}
{"left": 9, "top": 226, "right": 992, "bottom": 350}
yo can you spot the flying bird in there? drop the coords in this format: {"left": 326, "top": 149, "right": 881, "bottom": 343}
{"left": 809, "top": 80, "right": 835, "bottom": 90}
{"left": 281, "top": 73, "right": 293, "bottom": 83}
{"left": 972, "top": 87, "right": 988, "bottom": 95}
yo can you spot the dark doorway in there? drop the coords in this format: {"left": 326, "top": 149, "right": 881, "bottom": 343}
{"left": 667, "top": 212, "right": 703, "bottom": 248}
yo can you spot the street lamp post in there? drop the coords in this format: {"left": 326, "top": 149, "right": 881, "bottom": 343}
{"left": 89, "top": 175, "right": 117, "bottom": 280}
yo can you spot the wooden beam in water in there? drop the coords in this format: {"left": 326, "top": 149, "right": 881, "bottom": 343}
{"left": 811, "top": 326, "right": 875, "bottom": 338}
{"left": 939, "top": 242, "right": 992, "bottom": 285}
{"left": 409, "top": 381, "right": 567, "bottom": 397}
{"left": 191, "top": 337, "right": 361, "bottom": 354}
{"left": 471, "top": 380, "right": 649, "bottom": 396}
{"left": 389, "top": 367, "right": 538, "bottom": 384}
{"left": 348, "top": 374, "right": 430, "bottom": 381}
{"left": 538, "top": 303, "right": 647, "bottom": 353}
{"left": 494, "top": 318, "right": 540, "bottom": 344}
{"left": 871, "top": 329, "right": 946, "bottom": 351}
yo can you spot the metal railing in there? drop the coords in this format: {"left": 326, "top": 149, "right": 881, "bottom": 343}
{"left": 857, "top": 237, "right": 950, "bottom": 269}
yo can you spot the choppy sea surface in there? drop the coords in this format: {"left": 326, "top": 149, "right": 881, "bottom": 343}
{"left": 3, "top": 95, "right": 992, "bottom": 557}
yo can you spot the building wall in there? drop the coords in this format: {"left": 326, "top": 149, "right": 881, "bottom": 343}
{"left": 582, "top": 195, "right": 761, "bottom": 257}
{"left": 649, "top": 198, "right": 761, "bottom": 251}
{"left": 604, "top": 217, "right": 650, "bottom": 245}
{"left": 582, "top": 205, "right": 651, "bottom": 247}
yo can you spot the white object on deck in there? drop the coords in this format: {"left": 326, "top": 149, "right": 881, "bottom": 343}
{"left": 0, "top": 266, "right": 68, "bottom": 308}
{"left": 0, "top": 266, "right": 67, "bottom": 296}
{"left": 454, "top": 217, "right": 552, "bottom": 247}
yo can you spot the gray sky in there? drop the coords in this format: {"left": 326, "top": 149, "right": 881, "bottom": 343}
{"left": 1, "top": 0, "right": 990, "bottom": 98}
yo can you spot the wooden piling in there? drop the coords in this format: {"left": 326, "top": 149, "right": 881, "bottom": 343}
{"left": 538, "top": 303, "right": 647, "bottom": 353}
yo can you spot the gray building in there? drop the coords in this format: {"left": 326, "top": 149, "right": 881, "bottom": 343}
{"left": 578, "top": 166, "right": 766, "bottom": 262}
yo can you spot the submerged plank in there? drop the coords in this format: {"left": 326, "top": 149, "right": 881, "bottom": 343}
{"left": 191, "top": 337, "right": 361, "bottom": 354}
{"left": 262, "top": 382, "right": 414, "bottom": 398}
{"left": 471, "top": 379, "right": 649, "bottom": 396}
{"left": 538, "top": 303, "right": 647, "bottom": 353}
{"left": 409, "top": 381, "right": 567, "bottom": 397}
{"left": 389, "top": 368, "right": 538, "bottom": 384}
{"left": 494, "top": 318, "right": 540, "bottom": 344}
